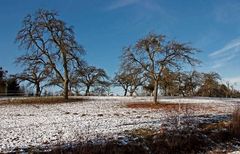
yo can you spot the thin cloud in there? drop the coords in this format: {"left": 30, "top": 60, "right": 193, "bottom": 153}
{"left": 225, "top": 76, "right": 240, "bottom": 83}
{"left": 209, "top": 38, "right": 240, "bottom": 69}
{"left": 106, "top": 0, "right": 163, "bottom": 12}
{"left": 210, "top": 38, "right": 240, "bottom": 57}
{"left": 214, "top": 1, "right": 240, "bottom": 23}
{"left": 107, "top": 0, "right": 140, "bottom": 10}
{"left": 104, "top": 0, "right": 174, "bottom": 35}
{"left": 211, "top": 54, "right": 236, "bottom": 69}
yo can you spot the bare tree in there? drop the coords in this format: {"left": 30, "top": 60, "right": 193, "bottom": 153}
{"left": 113, "top": 72, "right": 130, "bottom": 96}
{"left": 184, "top": 71, "right": 203, "bottom": 96}
{"left": 15, "top": 58, "right": 50, "bottom": 96}
{"left": 197, "top": 72, "right": 221, "bottom": 97}
{"left": 159, "top": 68, "right": 178, "bottom": 96}
{"left": 114, "top": 58, "right": 146, "bottom": 96}
{"left": 124, "top": 33, "right": 200, "bottom": 103}
{"left": 92, "top": 82, "right": 111, "bottom": 96}
{"left": 16, "top": 9, "right": 84, "bottom": 99}
{"left": 122, "top": 55, "right": 147, "bottom": 96}
{"left": 77, "top": 65, "right": 109, "bottom": 96}
{"left": 16, "top": 66, "right": 49, "bottom": 96}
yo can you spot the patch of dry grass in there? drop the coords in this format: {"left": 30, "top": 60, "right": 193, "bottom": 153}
{"left": 202, "top": 121, "right": 231, "bottom": 130}
{"left": 126, "top": 102, "right": 214, "bottom": 113}
{"left": 0, "top": 97, "right": 88, "bottom": 105}
{"left": 126, "top": 128, "right": 157, "bottom": 138}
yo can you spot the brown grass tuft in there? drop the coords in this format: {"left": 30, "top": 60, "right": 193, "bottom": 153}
{"left": 0, "top": 97, "right": 87, "bottom": 105}
{"left": 128, "top": 128, "right": 156, "bottom": 137}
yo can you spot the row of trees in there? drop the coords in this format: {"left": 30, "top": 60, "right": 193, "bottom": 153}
{"left": 114, "top": 67, "right": 240, "bottom": 98}
{"left": 7, "top": 9, "right": 239, "bottom": 102}
{"left": 2, "top": 63, "right": 239, "bottom": 98}
{"left": 14, "top": 62, "right": 110, "bottom": 97}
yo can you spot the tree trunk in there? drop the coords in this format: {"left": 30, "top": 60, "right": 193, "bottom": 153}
{"left": 63, "top": 79, "right": 69, "bottom": 99}
{"left": 62, "top": 50, "right": 69, "bottom": 100}
{"left": 69, "top": 84, "right": 72, "bottom": 96}
{"left": 164, "top": 85, "right": 167, "bottom": 96}
{"left": 153, "top": 80, "right": 159, "bottom": 103}
{"left": 35, "top": 83, "right": 41, "bottom": 97}
{"left": 124, "top": 89, "right": 128, "bottom": 96}
{"left": 85, "top": 86, "right": 90, "bottom": 96}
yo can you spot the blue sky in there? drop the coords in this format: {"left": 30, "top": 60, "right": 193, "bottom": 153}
{"left": 0, "top": 0, "right": 240, "bottom": 89}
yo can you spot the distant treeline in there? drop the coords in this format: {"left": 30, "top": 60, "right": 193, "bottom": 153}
{"left": 1, "top": 66, "right": 239, "bottom": 98}
{"left": 0, "top": 67, "right": 24, "bottom": 96}
{"left": 113, "top": 63, "right": 240, "bottom": 98}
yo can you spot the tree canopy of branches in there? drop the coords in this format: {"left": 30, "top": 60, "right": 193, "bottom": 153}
{"left": 16, "top": 9, "right": 85, "bottom": 99}
{"left": 143, "top": 78, "right": 155, "bottom": 96}
{"left": 196, "top": 72, "right": 224, "bottom": 97}
{"left": 114, "top": 54, "right": 146, "bottom": 96}
{"left": 113, "top": 72, "right": 130, "bottom": 96}
{"left": 159, "top": 68, "right": 178, "bottom": 96}
{"left": 15, "top": 56, "right": 51, "bottom": 96}
{"left": 77, "top": 65, "right": 109, "bottom": 96}
{"left": 123, "top": 33, "right": 200, "bottom": 103}
{"left": 174, "top": 71, "right": 203, "bottom": 97}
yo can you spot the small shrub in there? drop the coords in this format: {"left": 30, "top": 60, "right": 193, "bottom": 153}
{"left": 81, "top": 113, "right": 87, "bottom": 117}
{"left": 113, "top": 113, "right": 120, "bottom": 116}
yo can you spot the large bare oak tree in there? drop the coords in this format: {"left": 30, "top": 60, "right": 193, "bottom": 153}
{"left": 124, "top": 33, "right": 200, "bottom": 103}
{"left": 16, "top": 9, "right": 84, "bottom": 99}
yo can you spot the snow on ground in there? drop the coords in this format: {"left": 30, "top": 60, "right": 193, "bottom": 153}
{"left": 0, "top": 96, "right": 239, "bottom": 152}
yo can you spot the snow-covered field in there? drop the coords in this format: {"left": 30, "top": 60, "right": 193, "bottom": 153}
{"left": 0, "top": 96, "right": 239, "bottom": 152}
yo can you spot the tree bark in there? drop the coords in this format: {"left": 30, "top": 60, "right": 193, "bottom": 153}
{"left": 62, "top": 49, "right": 69, "bottom": 100}
{"left": 36, "top": 83, "right": 41, "bottom": 97}
{"left": 153, "top": 80, "right": 159, "bottom": 103}
{"left": 63, "top": 79, "right": 69, "bottom": 99}
{"left": 124, "top": 89, "right": 128, "bottom": 96}
{"left": 85, "top": 86, "right": 90, "bottom": 96}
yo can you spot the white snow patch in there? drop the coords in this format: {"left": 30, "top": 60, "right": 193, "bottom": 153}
{"left": 0, "top": 96, "right": 238, "bottom": 152}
